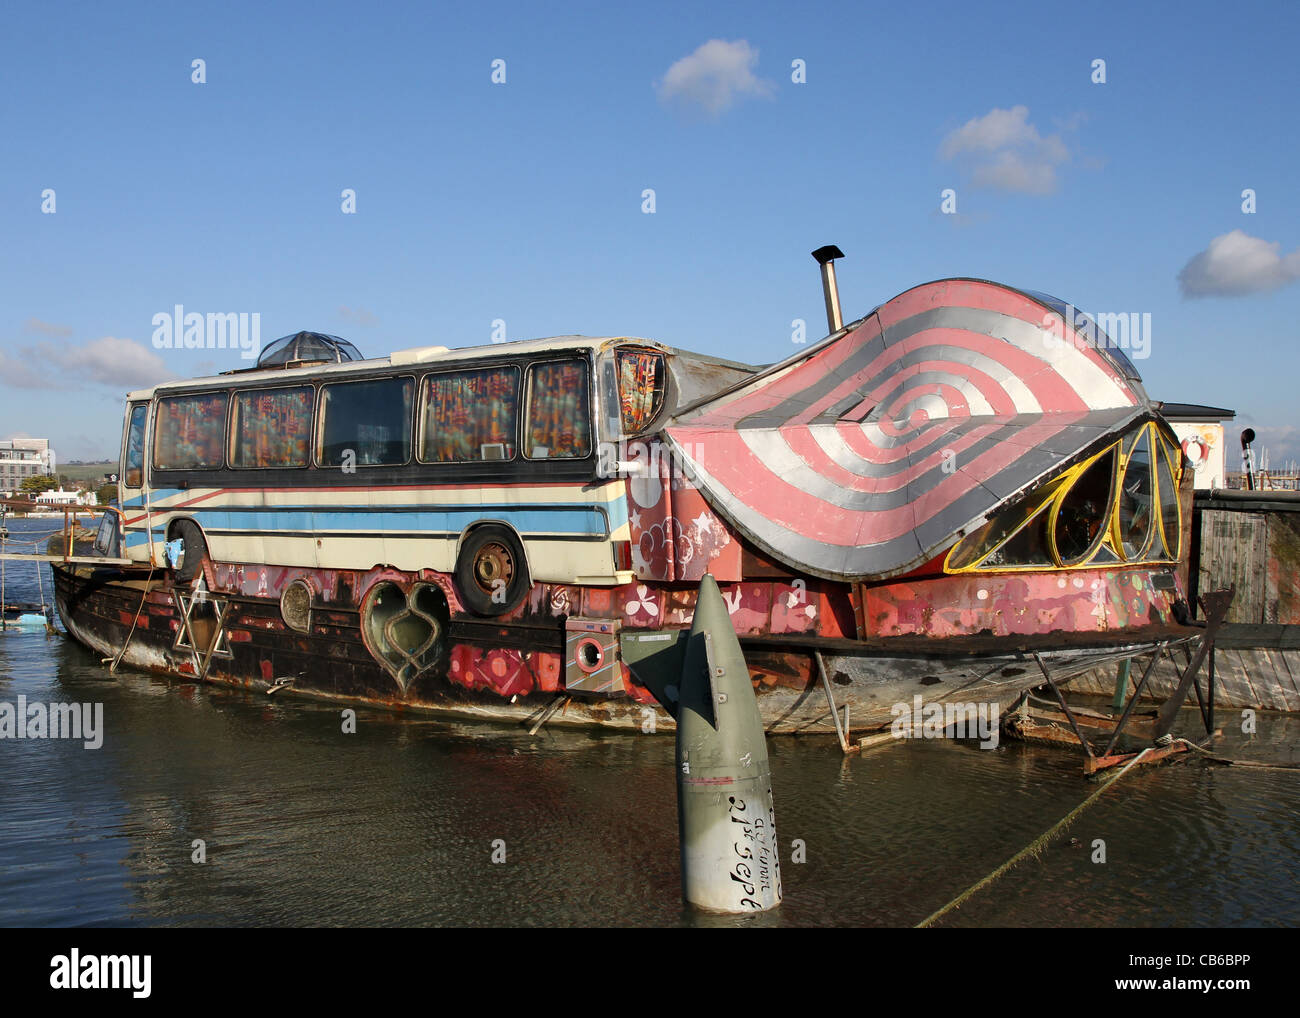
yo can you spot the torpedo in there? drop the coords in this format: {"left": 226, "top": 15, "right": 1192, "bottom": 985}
{"left": 676, "top": 573, "right": 782, "bottom": 913}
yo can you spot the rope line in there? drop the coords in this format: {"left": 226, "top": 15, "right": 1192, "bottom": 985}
{"left": 915, "top": 748, "right": 1156, "bottom": 928}
{"left": 1173, "top": 738, "right": 1300, "bottom": 771}
{"left": 109, "top": 567, "right": 155, "bottom": 674}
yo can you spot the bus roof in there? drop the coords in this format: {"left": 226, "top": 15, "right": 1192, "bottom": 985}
{"left": 128, "top": 335, "right": 756, "bottom": 401}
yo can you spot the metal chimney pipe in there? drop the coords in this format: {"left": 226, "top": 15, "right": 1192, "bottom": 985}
{"left": 1241, "top": 428, "right": 1256, "bottom": 491}
{"left": 811, "top": 245, "right": 845, "bottom": 335}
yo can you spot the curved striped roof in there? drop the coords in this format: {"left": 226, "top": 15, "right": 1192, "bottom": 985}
{"left": 663, "top": 278, "right": 1152, "bottom": 581}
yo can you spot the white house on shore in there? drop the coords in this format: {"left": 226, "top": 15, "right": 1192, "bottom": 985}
{"left": 35, "top": 488, "right": 98, "bottom": 507}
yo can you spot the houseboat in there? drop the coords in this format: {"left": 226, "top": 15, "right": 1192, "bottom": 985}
{"left": 50, "top": 250, "right": 1200, "bottom": 735}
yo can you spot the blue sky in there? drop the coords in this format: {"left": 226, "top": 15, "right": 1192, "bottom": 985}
{"left": 2, "top": 0, "right": 1297, "bottom": 465}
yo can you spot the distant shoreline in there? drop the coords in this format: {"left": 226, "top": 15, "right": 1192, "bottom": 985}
{"left": 3, "top": 510, "right": 103, "bottom": 519}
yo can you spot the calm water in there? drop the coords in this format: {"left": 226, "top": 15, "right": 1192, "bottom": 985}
{"left": 2, "top": 516, "right": 1297, "bottom": 927}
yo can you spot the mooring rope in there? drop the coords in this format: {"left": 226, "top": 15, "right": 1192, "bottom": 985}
{"left": 915, "top": 747, "right": 1156, "bottom": 928}
{"left": 109, "top": 566, "right": 155, "bottom": 674}
{"left": 34, "top": 552, "right": 54, "bottom": 635}
{"left": 1172, "top": 738, "right": 1300, "bottom": 771}
{"left": 2, "top": 529, "right": 67, "bottom": 546}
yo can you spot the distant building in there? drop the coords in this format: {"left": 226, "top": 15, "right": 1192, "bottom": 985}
{"left": 34, "top": 488, "right": 97, "bottom": 507}
{"left": 0, "top": 438, "right": 53, "bottom": 494}
{"left": 1157, "top": 404, "right": 1235, "bottom": 490}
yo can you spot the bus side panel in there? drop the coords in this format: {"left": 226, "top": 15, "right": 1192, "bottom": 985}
{"left": 627, "top": 439, "right": 741, "bottom": 583}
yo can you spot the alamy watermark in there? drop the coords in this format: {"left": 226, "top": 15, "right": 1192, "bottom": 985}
{"left": 1042, "top": 304, "right": 1151, "bottom": 360}
{"left": 595, "top": 438, "right": 706, "bottom": 482}
{"left": 890, "top": 695, "right": 1000, "bottom": 749}
{"left": 151, "top": 305, "right": 261, "bottom": 361}
{"left": 50, "top": 950, "right": 150, "bottom": 998}
{"left": 0, "top": 696, "right": 103, "bottom": 749}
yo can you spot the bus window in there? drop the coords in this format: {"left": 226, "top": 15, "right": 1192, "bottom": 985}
{"left": 615, "top": 349, "right": 665, "bottom": 434}
{"left": 124, "top": 404, "right": 147, "bottom": 487}
{"left": 318, "top": 377, "right": 413, "bottom": 466}
{"left": 421, "top": 366, "right": 519, "bottom": 463}
{"left": 524, "top": 360, "right": 591, "bottom": 460}
{"left": 231, "top": 386, "right": 313, "bottom": 469}
{"left": 154, "top": 393, "right": 228, "bottom": 470}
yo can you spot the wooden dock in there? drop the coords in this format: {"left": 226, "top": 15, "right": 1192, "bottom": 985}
{"left": 1069, "top": 489, "right": 1300, "bottom": 711}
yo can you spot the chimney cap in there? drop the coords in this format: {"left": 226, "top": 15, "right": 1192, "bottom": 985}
{"left": 811, "top": 245, "right": 845, "bottom": 265}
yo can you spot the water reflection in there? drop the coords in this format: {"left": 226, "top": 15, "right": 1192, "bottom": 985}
{"left": 1, "top": 518, "right": 1297, "bottom": 926}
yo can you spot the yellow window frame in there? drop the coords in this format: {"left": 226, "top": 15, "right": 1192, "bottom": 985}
{"left": 1109, "top": 423, "right": 1157, "bottom": 562}
{"left": 945, "top": 420, "right": 1183, "bottom": 575}
{"left": 1155, "top": 429, "right": 1184, "bottom": 559}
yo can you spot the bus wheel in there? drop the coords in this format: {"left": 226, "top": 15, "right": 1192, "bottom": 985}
{"left": 455, "top": 526, "right": 528, "bottom": 616}
{"left": 171, "top": 519, "right": 208, "bottom": 584}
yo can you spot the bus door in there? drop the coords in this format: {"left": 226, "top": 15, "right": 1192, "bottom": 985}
{"left": 119, "top": 402, "right": 155, "bottom": 564}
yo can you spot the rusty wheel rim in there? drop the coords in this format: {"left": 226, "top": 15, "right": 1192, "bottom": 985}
{"left": 473, "top": 541, "right": 514, "bottom": 595}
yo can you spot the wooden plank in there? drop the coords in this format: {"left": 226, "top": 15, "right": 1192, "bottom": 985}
{"left": 0, "top": 552, "right": 134, "bottom": 566}
{"left": 1198, "top": 510, "right": 1267, "bottom": 623}
{"left": 1265, "top": 513, "right": 1300, "bottom": 624}
{"left": 1084, "top": 740, "right": 1192, "bottom": 774}
{"left": 1215, "top": 623, "right": 1300, "bottom": 649}
{"left": 857, "top": 730, "right": 903, "bottom": 753}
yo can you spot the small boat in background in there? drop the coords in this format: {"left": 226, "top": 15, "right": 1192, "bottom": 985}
{"left": 1, "top": 602, "right": 52, "bottom": 626}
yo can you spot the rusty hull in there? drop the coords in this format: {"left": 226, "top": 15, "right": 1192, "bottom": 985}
{"left": 51, "top": 553, "right": 1199, "bottom": 736}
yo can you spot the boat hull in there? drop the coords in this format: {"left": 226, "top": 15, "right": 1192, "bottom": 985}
{"left": 52, "top": 562, "right": 1195, "bottom": 736}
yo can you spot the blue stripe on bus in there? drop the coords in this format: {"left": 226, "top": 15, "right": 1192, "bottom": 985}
{"left": 123, "top": 505, "right": 610, "bottom": 544}
{"left": 121, "top": 490, "right": 184, "bottom": 509}
{"left": 605, "top": 494, "right": 628, "bottom": 531}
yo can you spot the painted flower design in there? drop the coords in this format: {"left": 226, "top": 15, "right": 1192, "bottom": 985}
{"left": 624, "top": 584, "right": 661, "bottom": 622}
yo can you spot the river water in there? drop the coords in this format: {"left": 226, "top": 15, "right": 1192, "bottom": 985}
{"left": 1, "top": 517, "right": 1297, "bottom": 927}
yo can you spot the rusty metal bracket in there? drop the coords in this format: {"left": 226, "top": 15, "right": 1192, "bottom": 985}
{"left": 1032, "top": 653, "right": 1094, "bottom": 759}
{"left": 1152, "top": 586, "right": 1234, "bottom": 744}
{"left": 174, "top": 584, "right": 232, "bottom": 681}
{"left": 1100, "top": 642, "right": 1170, "bottom": 758}
{"left": 814, "top": 651, "right": 853, "bottom": 755}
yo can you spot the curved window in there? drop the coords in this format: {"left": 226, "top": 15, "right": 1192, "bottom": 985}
{"left": 945, "top": 478, "right": 1063, "bottom": 571}
{"left": 616, "top": 349, "right": 666, "bottom": 434}
{"left": 980, "top": 508, "right": 1054, "bottom": 569}
{"left": 1115, "top": 427, "right": 1155, "bottom": 560}
{"left": 1052, "top": 448, "right": 1115, "bottom": 564}
{"left": 1157, "top": 434, "right": 1182, "bottom": 558}
{"left": 944, "top": 420, "right": 1182, "bottom": 574}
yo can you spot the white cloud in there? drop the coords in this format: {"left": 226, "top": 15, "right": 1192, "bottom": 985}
{"left": 1177, "top": 230, "right": 1300, "bottom": 298}
{"left": 940, "top": 105, "right": 1070, "bottom": 194}
{"left": 74, "top": 337, "right": 176, "bottom": 388}
{"left": 657, "top": 39, "right": 774, "bottom": 115}
{"left": 0, "top": 337, "right": 174, "bottom": 391}
{"left": 0, "top": 348, "right": 60, "bottom": 389}
{"left": 23, "top": 317, "right": 73, "bottom": 338}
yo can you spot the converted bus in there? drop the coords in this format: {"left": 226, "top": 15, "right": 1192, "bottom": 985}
{"left": 56, "top": 273, "right": 1198, "bottom": 735}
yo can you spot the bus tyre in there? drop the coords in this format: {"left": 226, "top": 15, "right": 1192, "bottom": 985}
{"left": 455, "top": 526, "right": 528, "bottom": 617}
{"left": 171, "top": 519, "right": 208, "bottom": 584}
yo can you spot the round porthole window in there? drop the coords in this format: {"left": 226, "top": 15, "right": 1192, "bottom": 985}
{"left": 575, "top": 638, "right": 605, "bottom": 673}
{"left": 281, "top": 579, "right": 314, "bottom": 634}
